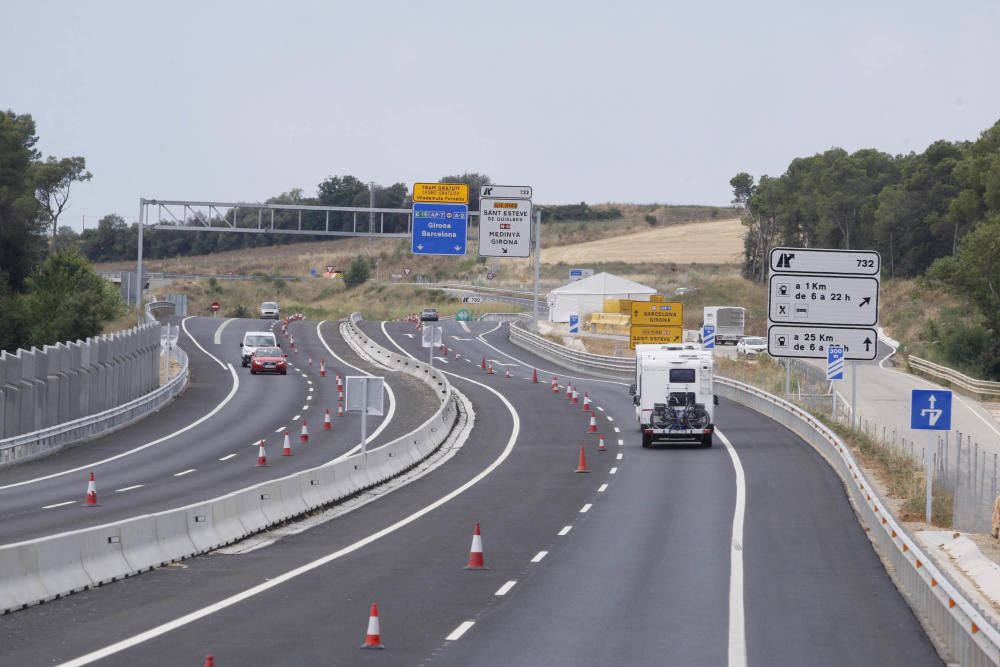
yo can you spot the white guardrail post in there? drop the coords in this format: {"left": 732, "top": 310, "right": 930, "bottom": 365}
{"left": 0, "top": 314, "right": 460, "bottom": 614}
{"left": 507, "top": 326, "right": 1000, "bottom": 665}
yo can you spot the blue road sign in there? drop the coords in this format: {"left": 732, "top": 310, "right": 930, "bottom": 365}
{"left": 569, "top": 314, "right": 579, "bottom": 335}
{"left": 910, "top": 389, "right": 952, "bottom": 431}
{"left": 827, "top": 346, "right": 845, "bottom": 380}
{"left": 702, "top": 325, "right": 715, "bottom": 349}
{"left": 411, "top": 203, "right": 468, "bottom": 256}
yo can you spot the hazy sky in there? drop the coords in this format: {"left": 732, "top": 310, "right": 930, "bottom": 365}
{"left": 3, "top": 1, "right": 999, "bottom": 231}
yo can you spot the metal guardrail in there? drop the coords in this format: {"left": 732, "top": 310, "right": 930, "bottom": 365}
{"left": 910, "top": 356, "right": 1000, "bottom": 400}
{"left": 510, "top": 327, "right": 1000, "bottom": 665}
{"left": 508, "top": 319, "right": 634, "bottom": 381}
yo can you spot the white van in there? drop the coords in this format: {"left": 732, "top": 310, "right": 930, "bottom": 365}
{"left": 630, "top": 343, "right": 716, "bottom": 447}
{"left": 241, "top": 331, "right": 278, "bottom": 367}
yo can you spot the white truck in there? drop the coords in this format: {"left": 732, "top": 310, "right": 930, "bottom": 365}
{"left": 702, "top": 306, "right": 746, "bottom": 345}
{"left": 629, "top": 343, "right": 717, "bottom": 448}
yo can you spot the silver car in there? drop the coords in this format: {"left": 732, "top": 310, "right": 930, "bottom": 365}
{"left": 260, "top": 301, "right": 280, "bottom": 319}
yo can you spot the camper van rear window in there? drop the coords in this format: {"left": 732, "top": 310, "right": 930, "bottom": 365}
{"left": 670, "top": 369, "right": 696, "bottom": 383}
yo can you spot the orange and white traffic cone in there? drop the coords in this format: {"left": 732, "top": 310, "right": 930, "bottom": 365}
{"left": 465, "top": 522, "right": 488, "bottom": 570}
{"left": 598, "top": 434, "right": 607, "bottom": 452}
{"left": 504, "top": 368, "right": 511, "bottom": 378}
{"left": 582, "top": 393, "right": 591, "bottom": 412}
{"left": 336, "top": 374, "right": 343, "bottom": 389}
{"left": 552, "top": 376, "right": 559, "bottom": 394}
{"left": 256, "top": 440, "right": 268, "bottom": 467}
{"left": 481, "top": 356, "right": 486, "bottom": 370}
{"left": 300, "top": 420, "right": 310, "bottom": 443}
{"left": 308, "top": 356, "right": 313, "bottom": 368}
{"left": 487, "top": 363, "right": 495, "bottom": 375}
{"left": 204, "top": 656, "right": 215, "bottom": 667}
{"left": 282, "top": 433, "right": 293, "bottom": 457}
{"left": 566, "top": 384, "right": 573, "bottom": 402}
{"left": 532, "top": 368, "right": 538, "bottom": 383}
{"left": 83, "top": 471, "right": 99, "bottom": 506}
{"left": 361, "top": 602, "right": 385, "bottom": 650}
{"left": 338, "top": 389, "right": 345, "bottom": 403}
{"left": 587, "top": 414, "right": 598, "bottom": 433}
{"left": 572, "top": 389, "right": 579, "bottom": 405}
{"left": 324, "top": 408, "right": 332, "bottom": 430}
{"left": 320, "top": 358, "right": 327, "bottom": 377}
{"left": 337, "top": 404, "right": 345, "bottom": 417}
{"left": 575, "top": 447, "right": 590, "bottom": 473}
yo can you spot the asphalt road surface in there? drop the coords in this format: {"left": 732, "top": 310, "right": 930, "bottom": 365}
{"left": 0, "top": 319, "right": 942, "bottom": 666}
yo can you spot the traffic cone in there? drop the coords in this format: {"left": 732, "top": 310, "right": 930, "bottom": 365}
{"left": 552, "top": 376, "right": 559, "bottom": 394}
{"left": 337, "top": 404, "right": 345, "bottom": 417}
{"left": 361, "top": 603, "right": 385, "bottom": 650}
{"left": 308, "top": 356, "right": 313, "bottom": 368}
{"left": 587, "top": 414, "right": 598, "bottom": 433}
{"left": 320, "top": 358, "right": 327, "bottom": 377}
{"left": 204, "top": 657, "right": 215, "bottom": 667}
{"left": 532, "top": 368, "right": 538, "bottom": 383}
{"left": 289, "top": 335, "right": 295, "bottom": 348}
{"left": 504, "top": 368, "right": 511, "bottom": 378}
{"left": 256, "top": 440, "right": 268, "bottom": 467}
{"left": 572, "top": 388, "right": 579, "bottom": 405}
{"left": 582, "top": 393, "right": 591, "bottom": 412}
{"left": 465, "top": 522, "right": 488, "bottom": 570}
{"left": 481, "top": 356, "right": 486, "bottom": 370}
{"left": 338, "top": 389, "right": 344, "bottom": 402}
{"left": 575, "top": 447, "right": 590, "bottom": 473}
{"left": 487, "top": 363, "right": 495, "bottom": 375}
{"left": 324, "top": 408, "right": 332, "bottom": 430}
{"left": 300, "top": 420, "right": 310, "bottom": 443}
{"left": 282, "top": 433, "right": 293, "bottom": 457}
{"left": 567, "top": 385, "right": 574, "bottom": 402}
{"left": 83, "top": 471, "right": 99, "bottom": 506}
{"left": 598, "top": 434, "right": 607, "bottom": 452}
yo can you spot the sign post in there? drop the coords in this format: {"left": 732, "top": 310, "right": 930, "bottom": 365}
{"left": 210, "top": 301, "right": 220, "bottom": 317}
{"left": 345, "top": 376, "right": 385, "bottom": 469}
{"left": 911, "top": 389, "right": 953, "bottom": 524}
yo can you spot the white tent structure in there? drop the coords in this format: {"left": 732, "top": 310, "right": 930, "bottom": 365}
{"left": 547, "top": 272, "right": 657, "bottom": 323}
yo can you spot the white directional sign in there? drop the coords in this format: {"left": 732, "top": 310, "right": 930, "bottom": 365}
{"left": 768, "top": 325, "right": 878, "bottom": 361}
{"left": 479, "top": 198, "right": 531, "bottom": 257}
{"left": 461, "top": 295, "right": 484, "bottom": 304}
{"left": 770, "top": 247, "right": 880, "bottom": 275}
{"left": 767, "top": 246, "right": 881, "bottom": 360}
{"left": 769, "top": 275, "right": 879, "bottom": 326}
{"left": 480, "top": 184, "right": 533, "bottom": 200}
{"left": 421, "top": 325, "right": 443, "bottom": 348}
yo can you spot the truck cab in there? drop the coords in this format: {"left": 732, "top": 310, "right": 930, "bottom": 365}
{"left": 630, "top": 343, "right": 716, "bottom": 448}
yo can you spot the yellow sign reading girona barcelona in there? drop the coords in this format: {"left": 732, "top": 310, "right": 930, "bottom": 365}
{"left": 630, "top": 301, "right": 684, "bottom": 327}
{"left": 413, "top": 182, "right": 469, "bottom": 204}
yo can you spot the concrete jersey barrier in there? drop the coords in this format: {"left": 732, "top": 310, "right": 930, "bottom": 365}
{"left": 0, "top": 315, "right": 458, "bottom": 614}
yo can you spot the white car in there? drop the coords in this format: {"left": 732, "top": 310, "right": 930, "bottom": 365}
{"left": 241, "top": 331, "right": 278, "bottom": 367}
{"left": 260, "top": 302, "right": 280, "bottom": 319}
{"left": 737, "top": 336, "right": 767, "bottom": 356}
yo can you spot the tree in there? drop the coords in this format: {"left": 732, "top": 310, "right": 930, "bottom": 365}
{"left": 440, "top": 173, "right": 492, "bottom": 211}
{"left": 729, "top": 172, "right": 756, "bottom": 208}
{"left": 0, "top": 110, "right": 44, "bottom": 292}
{"left": 32, "top": 156, "right": 92, "bottom": 250}
{"left": 343, "top": 255, "right": 370, "bottom": 288}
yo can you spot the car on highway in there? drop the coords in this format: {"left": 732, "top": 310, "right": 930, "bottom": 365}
{"left": 250, "top": 346, "right": 288, "bottom": 375}
{"left": 260, "top": 301, "right": 280, "bottom": 319}
{"left": 241, "top": 331, "right": 278, "bottom": 367}
{"left": 736, "top": 336, "right": 768, "bottom": 356}
{"left": 420, "top": 308, "right": 439, "bottom": 322}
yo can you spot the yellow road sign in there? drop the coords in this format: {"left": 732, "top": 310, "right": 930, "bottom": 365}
{"left": 413, "top": 182, "right": 469, "bottom": 204}
{"left": 631, "top": 301, "right": 683, "bottom": 327}
{"left": 629, "top": 325, "right": 683, "bottom": 348}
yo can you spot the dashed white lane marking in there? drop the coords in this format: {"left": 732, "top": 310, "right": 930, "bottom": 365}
{"left": 436, "top": 358, "right": 449, "bottom": 364}
{"left": 610, "top": 467, "right": 618, "bottom": 475}
{"left": 302, "top": 405, "right": 310, "bottom": 410}
{"left": 558, "top": 526, "right": 572, "bottom": 536}
{"left": 618, "top": 439, "right": 624, "bottom": 446}
{"left": 42, "top": 500, "right": 76, "bottom": 509}
{"left": 218, "top": 453, "right": 237, "bottom": 461}
{"left": 173, "top": 469, "right": 196, "bottom": 477}
{"left": 115, "top": 485, "right": 144, "bottom": 492}
{"left": 596, "top": 406, "right": 605, "bottom": 412}
{"left": 308, "top": 387, "right": 314, "bottom": 393}
{"left": 616, "top": 452, "right": 623, "bottom": 460}
{"left": 459, "top": 320, "right": 471, "bottom": 333}
{"left": 580, "top": 504, "right": 592, "bottom": 513}
{"left": 446, "top": 621, "right": 475, "bottom": 641}
{"left": 306, "top": 395, "right": 313, "bottom": 401}
{"left": 275, "top": 426, "right": 286, "bottom": 433}
{"left": 292, "top": 415, "right": 300, "bottom": 421}
{"left": 606, "top": 416, "right": 615, "bottom": 422}
{"left": 531, "top": 551, "right": 548, "bottom": 563}
{"left": 212, "top": 317, "right": 235, "bottom": 345}
{"left": 613, "top": 427, "right": 620, "bottom": 433}
{"left": 495, "top": 581, "right": 517, "bottom": 596}
{"left": 403, "top": 333, "right": 415, "bottom": 339}
{"left": 306, "top": 380, "right": 312, "bottom": 385}
{"left": 598, "top": 483, "right": 608, "bottom": 492}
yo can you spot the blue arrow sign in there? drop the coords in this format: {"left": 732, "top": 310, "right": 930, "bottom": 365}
{"left": 569, "top": 314, "right": 579, "bottom": 335}
{"left": 702, "top": 325, "right": 715, "bottom": 349}
{"left": 910, "top": 389, "right": 952, "bottom": 431}
{"left": 411, "top": 202, "right": 468, "bottom": 256}
{"left": 827, "top": 346, "right": 844, "bottom": 380}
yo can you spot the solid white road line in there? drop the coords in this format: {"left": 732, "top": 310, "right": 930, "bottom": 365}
{"left": 42, "top": 500, "right": 76, "bottom": 509}
{"left": 115, "top": 485, "right": 144, "bottom": 492}
{"left": 459, "top": 321, "right": 470, "bottom": 332}
{"left": 212, "top": 317, "right": 235, "bottom": 345}
{"left": 531, "top": 551, "right": 548, "bottom": 563}
{"left": 446, "top": 621, "right": 475, "bottom": 641}
{"left": 59, "top": 325, "right": 523, "bottom": 667}
{"left": 495, "top": 580, "right": 517, "bottom": 596}
{"left": 717, "top": 428, "right": 747, "bottom": 667}
{"left": 558, "top": 525, "right": 572, "bottom": 536}
{"left": 173, "top": 469, "right": 196, "bottom": 477}
{"left": 598, "top": 483, "right": 608, "bottom": 492}
{"left": 0, "top": 319, "right": 240, "bottom": 491}
{"left": 580, "top": 503, "right": 592, "bottom": 513}
{"left": 218, "top": 454, "right": 237, "bottom": 461}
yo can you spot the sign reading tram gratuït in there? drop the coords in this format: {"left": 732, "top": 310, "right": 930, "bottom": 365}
{"left": 478, "top": 198, "right": 531, "bottom": 257}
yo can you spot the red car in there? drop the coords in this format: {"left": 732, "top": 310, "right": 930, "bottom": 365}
{"left": 250, "top": 347, "right": 288, "bottom": 375}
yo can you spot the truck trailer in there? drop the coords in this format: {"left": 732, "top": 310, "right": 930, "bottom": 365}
{"left": 630, "top": 343, "right": 716, "bottom": 448}
{"left": 702, "top": 306, "right": 746, "bottom": 345}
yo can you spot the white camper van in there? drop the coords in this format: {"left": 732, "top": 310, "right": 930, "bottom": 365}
{"left": 630, "top": 343, "right": 716, "bottom": 448}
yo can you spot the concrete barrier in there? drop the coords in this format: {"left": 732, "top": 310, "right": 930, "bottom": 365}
{"left": 119, "top": 519, "right": 167, "bottom": 574}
